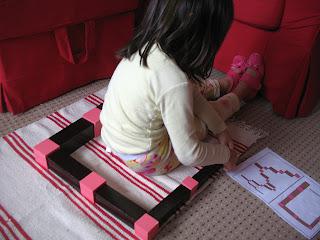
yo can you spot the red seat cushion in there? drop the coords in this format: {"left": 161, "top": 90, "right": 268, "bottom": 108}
{"left": 234, "top": 0, "right": 285, "bottom": 30}
{"left": 0, "top": 0, "right": 139, "bottom": 40}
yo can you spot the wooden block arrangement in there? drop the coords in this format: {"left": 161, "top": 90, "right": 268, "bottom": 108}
{"left": 33, "top": 105, "right": 222, "bottom": 240}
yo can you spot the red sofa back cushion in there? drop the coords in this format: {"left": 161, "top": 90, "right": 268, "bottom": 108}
{"left": 281, "top": 0, "right": 320, "bottom": 28}
{"left": 0, "top": 0, "right": 138, "bottom": 41}
{"left": 234, "top": 0, "right": 285, "bottom": 30}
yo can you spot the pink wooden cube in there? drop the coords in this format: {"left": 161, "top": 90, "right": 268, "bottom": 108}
{"left": 83, "top": 108, "right": 102, "bottom": 137}
{"left": 134, "top": 214, "right": 159, "bottom": 240}
{"left": 182, "top": 176, "right": 199, "bottom": 197}
{"left": 33, "top": 139, "right": 60, "bottom": 169}
{"left": 80, "top": 172, "right": 106, "bottom": 203}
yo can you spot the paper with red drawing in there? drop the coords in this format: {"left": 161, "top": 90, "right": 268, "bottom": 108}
{"left": 228, "top": 148, "right": 320, "bottom": 239}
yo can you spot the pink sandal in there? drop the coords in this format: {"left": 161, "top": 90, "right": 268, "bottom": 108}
{"left": 239, "top": 53, "right": 264, "bottom": 99}
{"left": 226, "top": 55, "right": 247, "bottom": 92}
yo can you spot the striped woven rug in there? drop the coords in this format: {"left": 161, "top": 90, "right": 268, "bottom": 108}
{"left": 0, "top": 87, "right": 266, "bottom": 240}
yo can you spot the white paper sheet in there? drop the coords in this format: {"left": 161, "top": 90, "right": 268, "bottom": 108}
{"left": 228, "top": 148, "right": 320, "bottom": 239}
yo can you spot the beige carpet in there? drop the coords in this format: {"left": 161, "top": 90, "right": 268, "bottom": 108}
{"left": 0, "top": 78, "right": 319, "bottom": 240}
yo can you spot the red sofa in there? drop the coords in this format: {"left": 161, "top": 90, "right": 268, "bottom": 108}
{"left": 214, "top": 0, "right": 320, "bottom": 118}
{"left": 0, "top": 0, "right": 139, "bottom": 114}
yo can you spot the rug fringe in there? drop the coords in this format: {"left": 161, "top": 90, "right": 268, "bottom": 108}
{"left": 228, "top": 119, "right": 269, "bottom": 142}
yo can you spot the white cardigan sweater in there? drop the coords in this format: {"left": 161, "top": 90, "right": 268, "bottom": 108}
{"left": 100, "top": 44, "right": 230, "bottom": 166}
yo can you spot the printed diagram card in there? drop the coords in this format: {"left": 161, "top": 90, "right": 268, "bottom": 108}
{"left": 228, "top": 148, "right": 320, "bottom": 239}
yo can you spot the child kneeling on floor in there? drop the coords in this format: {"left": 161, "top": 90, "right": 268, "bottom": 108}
{"left": 100, "top": 0, "right": 264, "bottom": 175}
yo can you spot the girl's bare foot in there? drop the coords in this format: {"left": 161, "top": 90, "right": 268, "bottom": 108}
{"left": 217, "top": 76, "right": 232, "bottom": 94}
{"left": 232, "top": 80, "right": 257, "bottom": 101}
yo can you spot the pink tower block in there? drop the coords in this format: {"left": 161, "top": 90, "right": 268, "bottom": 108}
{"left": 80, "top": 172, "right": 106, "bottom": 203}
{"left": 134, "top": 214, "right": 159, "bottom": 240}
{"left": 182, "top": 176, "right": 199, "bottom": 197}
{"left": 33, "top": 139, "right": 60, "bottom": 169}
{"left": 83, "top": 108, "right": 102, "bottom": 137}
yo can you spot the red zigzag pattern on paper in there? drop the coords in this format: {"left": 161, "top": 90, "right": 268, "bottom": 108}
{"left": 241, "top": 163, "right": 301, "bottom": 193}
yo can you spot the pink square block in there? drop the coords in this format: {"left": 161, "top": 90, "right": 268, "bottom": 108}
{"left": 134, "top": 214, "right": 159, "bottom": 240}
{"left": 33, "top": 139, "right": 60, "bottom": 169}
{"left": 182, "top": 176, "right": 199, "bottom": 197}
{"left": 83, "top": 108, "right": 102, "bottom": 137}
{"left": 80, "top": 172, "right": 106, "bottom": 203}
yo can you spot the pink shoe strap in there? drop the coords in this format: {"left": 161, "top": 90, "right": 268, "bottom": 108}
{"left": 246, "top": 53, "right": 264, "bottom": 76}
{"left": 227, "top": 69, "right": 241, "bottom": 81}
{"left": 231, "top": 60, "right": 246, "bottom": 70}
{"left": 227, "top": 55, "right": 247, "bottom": 81}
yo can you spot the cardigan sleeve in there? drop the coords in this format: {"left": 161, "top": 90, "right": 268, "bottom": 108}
{"left": 158, "top": 82, "right": 230, "bottom": 166}
{"left": 193, "top": 88, "right": 227, "bottom": 134}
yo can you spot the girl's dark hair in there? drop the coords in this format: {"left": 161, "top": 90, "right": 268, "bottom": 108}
{"left": 119, "top": 0, "right": 234, "bottom": 83}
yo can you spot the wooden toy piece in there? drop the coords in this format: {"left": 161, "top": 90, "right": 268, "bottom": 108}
{"left": 192, "top": 165, "right": 223, "bottom": 188}
{"left": 134, "top": 214, "right": 159, "bottom": 240}
{"left": 148, "top": 165, "right": 222, "bottom": 227}
{"left": 80, "top": 172, "right": 106, "bottom": 203}
{"left": 47, "top": 150, "right": 91, "bottom": 191}
{"left": 148, "top": 185, "right": 189, "bottom": 226}
{"left": 182, "top": 176, "right": 199, "bottom": 198}
{"left": 36, "top": 109, "right": 223, "bottom": 240}
{"left": 82, "top": 108, "right": 102, "bottom": 137}
{"left": 95, "top": 184, "right": 147, "bottom": 227}
{"left": 33, "top": 139, "right": 60, "bottom": 169}
{"left": 97, "top": 104, "right": 103, "bottom": 110}
{"left": 50, "top": 118, "right": 94, "bottom": 155}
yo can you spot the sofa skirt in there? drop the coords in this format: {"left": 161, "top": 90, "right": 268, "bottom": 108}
{"left": 0, "top": 12, "right": 135, "bottom": 114}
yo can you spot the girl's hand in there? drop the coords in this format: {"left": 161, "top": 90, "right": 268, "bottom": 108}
{"left": 217, "top": 129, "right": 239, "bottom": 171}
{"left": 217, "top": 129, "right": 234, "bottom": 150}
{"left": 224, "top": 149, "right": 239, "bottom": 171}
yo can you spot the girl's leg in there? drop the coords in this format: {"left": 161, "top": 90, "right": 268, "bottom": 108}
{"left": 198, "top": 78, "right": 221, "bottom": 100}
{"left": 195, "top": 77, "right": 240, "bottom": 121}
{"left": 200, "top": 55, "right": 247, "bottom": 99}
{"left": 209, "top": 53, "right": 264, "bottom": 121}
{"left": 198, "top": 76, "right": 233, "bottom": 100}
{"left": 209, "top": 92, "right": 240, "bottom": 121}
{"left": 209, "top": 76, "right": 262, "bottom": 121}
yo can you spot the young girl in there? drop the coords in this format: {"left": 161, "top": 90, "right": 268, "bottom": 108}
{"left": 100, "top": 0, "right": 264, "bottom": 175}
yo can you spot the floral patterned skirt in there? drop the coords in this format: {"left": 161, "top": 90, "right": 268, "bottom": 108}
{"left": 113, "top": 134, "right": 180, "bottom": 176}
